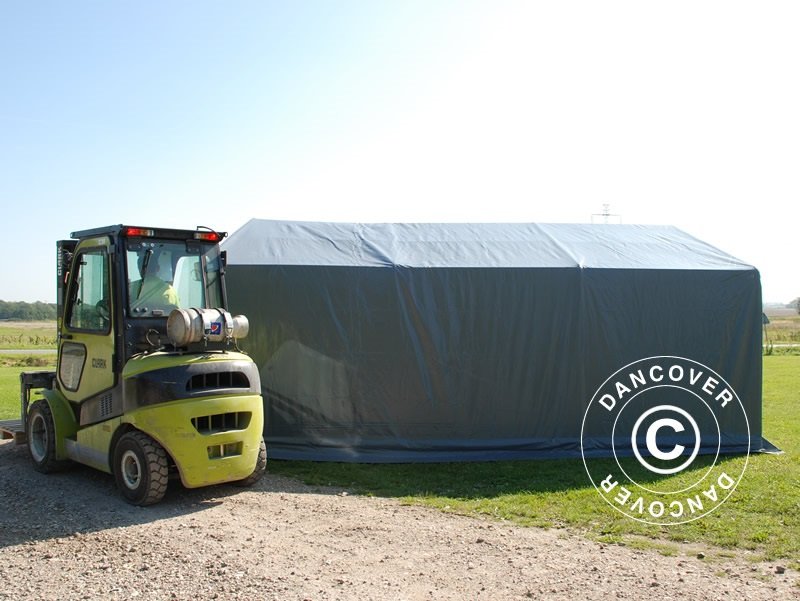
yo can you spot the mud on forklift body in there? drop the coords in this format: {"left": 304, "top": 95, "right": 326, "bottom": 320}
{"left": 0, "top": 225, "right": 266, "bottom": 505}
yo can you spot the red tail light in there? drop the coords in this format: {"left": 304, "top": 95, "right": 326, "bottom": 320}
{"left": 194, "top": 231, "right": 222, "bottom": 242}
{"left": 123, "top": 227, "right": 155, "bottom": 237}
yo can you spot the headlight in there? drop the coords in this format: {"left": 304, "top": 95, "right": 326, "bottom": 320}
{"left": 167, "top": 308, "right": 249, "bottom": 346}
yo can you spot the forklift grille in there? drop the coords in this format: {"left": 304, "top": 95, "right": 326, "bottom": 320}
{"left": 191, "top": 412, "right": 252, "bottom": 434}
{"left": 100, "top": 393, "right": 113, "bottom": 417}
{"left": 207, "top": 441, "right": 243, "bottom": 459}
{"left": 187, "top": 371, "right": 250, "bottom": 392}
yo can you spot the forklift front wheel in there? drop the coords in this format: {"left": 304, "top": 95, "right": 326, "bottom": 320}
{"left": 28, "top": 400, "right": 67, "bottom": 473}
{"left": 113, "top": 431, "right": 169, "bottom": 506}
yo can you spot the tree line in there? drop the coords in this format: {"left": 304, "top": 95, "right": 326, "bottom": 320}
{"left": 0, "top": 300, "right": 57, "bottom": 320}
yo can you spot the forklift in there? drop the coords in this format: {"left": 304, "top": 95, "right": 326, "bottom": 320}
{"left": 0, "top": 225, "right": 266, "bottom": 505}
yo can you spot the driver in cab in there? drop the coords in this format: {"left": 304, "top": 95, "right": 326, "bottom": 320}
{"left": 129, "top": 248, "right": 179, "bottom": 313}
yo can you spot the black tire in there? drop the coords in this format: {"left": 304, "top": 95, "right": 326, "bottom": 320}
{"left": 234, "top": 438, "right": 267, "bottom": 487}
{"left": 113, "top": 431, "right": 169, "bottom": 506}
{"left": 27, "top": 400, "right": 67, "bottom": 473}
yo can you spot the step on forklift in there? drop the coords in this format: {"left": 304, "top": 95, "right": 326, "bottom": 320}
{"left": 0, "top": 225, "right": 266, "bottom": 505}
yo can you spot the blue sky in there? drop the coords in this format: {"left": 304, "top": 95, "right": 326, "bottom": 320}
{"left": 1, "top": 1, "right": 798, "bottom": 303}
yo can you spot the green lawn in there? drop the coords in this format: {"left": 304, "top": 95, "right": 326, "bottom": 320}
{"left": 272, "top": 356, "right": 800, "bottom": 564}
{"left": 0, "top": 355, "right": 57, "bottom": 419}
{"left": 0, "top": 364, "right": 20, "bottom": 419}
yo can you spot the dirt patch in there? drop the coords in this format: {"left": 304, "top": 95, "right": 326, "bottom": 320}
{"left": 0, "top": 440, "right": 796, "bottom": 600}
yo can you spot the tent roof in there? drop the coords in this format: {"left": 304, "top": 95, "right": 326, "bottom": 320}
{"left": 224, "top": 219, "right": 754, "bottom": 270}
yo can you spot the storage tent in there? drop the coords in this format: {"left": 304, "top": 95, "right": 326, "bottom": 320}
{"left": 224, "top": 219, "right": 771, "bottom": 462}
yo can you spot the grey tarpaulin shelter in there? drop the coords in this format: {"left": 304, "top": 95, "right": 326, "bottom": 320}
{"left": 224, "top": 219, "right": 772, "bottom": 462}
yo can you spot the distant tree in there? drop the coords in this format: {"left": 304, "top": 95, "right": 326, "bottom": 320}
{"left": 793, "top": 297, "right": 800, "bottom": 315}
{"left": 0, "top": 300, "right": 57, "bottom": 320}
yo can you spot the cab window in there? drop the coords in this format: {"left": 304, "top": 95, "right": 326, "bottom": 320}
{"left": 126, "top": 240, "right": 223, "bottom": 316}
{"left": 66, "top": 249, "right": 110, "bottom": 332}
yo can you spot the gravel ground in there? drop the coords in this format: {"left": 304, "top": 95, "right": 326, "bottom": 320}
{"left": 0, "top": 439, "right": 797, "bottom": 600}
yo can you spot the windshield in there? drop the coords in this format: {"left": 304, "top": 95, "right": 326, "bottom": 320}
{"left": 126, "top": 239, "right": 223, "bottom": 316}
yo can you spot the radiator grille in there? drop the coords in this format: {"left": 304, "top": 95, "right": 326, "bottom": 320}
{"left": 187, "top": 371, "right": 250, "bottom": 392}
{"left": 191, "top": 412, "right": 252, "bottom": 434}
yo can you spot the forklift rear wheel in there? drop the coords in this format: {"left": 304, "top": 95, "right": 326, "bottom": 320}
{"left": 113, "top": 431, "right": 169, "bottom": 506}
{"left": 234, "top": 438, "right": 267, "bottom": 487}
{"left": 28, "top": 400, "right": 66, "bottom": 473}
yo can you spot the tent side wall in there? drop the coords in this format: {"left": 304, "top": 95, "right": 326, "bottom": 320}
{"left": 226, "top": 260, "right": 764, "bottom": 462}
{"left": 578, "top": 267, "right": 763, "bottom": 455}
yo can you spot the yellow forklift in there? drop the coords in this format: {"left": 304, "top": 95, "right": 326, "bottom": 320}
{"left": 0, "top": 225, "right": 266, "bottom": 505}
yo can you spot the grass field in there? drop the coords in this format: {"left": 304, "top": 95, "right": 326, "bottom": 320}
{"left": 1, "top": 353, "right": 797, "bottom": 565}
{"left": 0, "top": 355, "right": 57, "bottom": 419}
{"left": 765, "top": 313, "right": 800, "bottom": 345}
{"left": 0, "top": 321, "right": 57, "bottom": 350}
